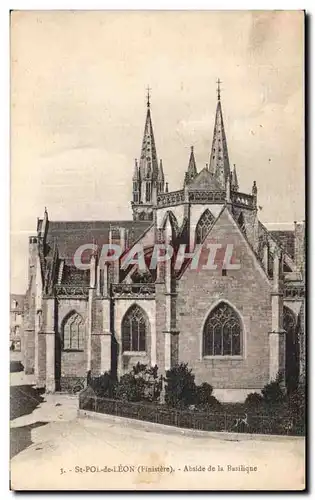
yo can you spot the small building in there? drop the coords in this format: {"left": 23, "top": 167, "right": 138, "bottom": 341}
{"left": 10, "top": 294, "right": 25, "bottom": 351}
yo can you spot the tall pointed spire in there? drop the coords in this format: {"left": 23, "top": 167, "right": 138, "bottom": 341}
{"left": 184, "top": 146, "right": 198, "bottom": 185}
{"left": 139, "top": 87, "right": 159, "bottom": 182}
{"left": 231, "top": 164, "right": 239, "bottom": 191}
{"left": 131, "top": 89, "right": 161, "bottom": 221}
{"left": 209, "top": 79, "right": 231, "bottom": 189}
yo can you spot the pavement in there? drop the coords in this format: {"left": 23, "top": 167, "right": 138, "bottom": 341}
{"left": 10, "top": 357, "right": 306, "bottom": 491}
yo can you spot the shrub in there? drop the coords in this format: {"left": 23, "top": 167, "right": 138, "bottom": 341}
{"left": 288, "top": 384, "right": 305, "bottom": 435}
{"left": 115, "top": 363, "right": 162, "bottom": 403}
{"left": 88, "top": 371, "right": 117, "bottom": 398}
{"left": 196, "top": 383, "right": 214, "bottom": 406}
{"left": 165, "top": 363, "right": 197, "bottom": 408}
{"left": 115, "top": 372, "right": 145, "bottom": 402}
{"left": 203, "top": 395, "right": 222, "bottom": 410}
{"left": 261, "top": 374, "right": 286, "bottom": 405}
{"left": 132, "top": 363, "right": 162, "bottom": 402}
{"left": 245, "top": 392, "right": 264, "bottom": 408}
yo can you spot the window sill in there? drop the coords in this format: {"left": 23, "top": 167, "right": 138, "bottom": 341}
{"left": 62, "top": 349, "right": 84, "bottom": 353}
{"left": 122, "top": 351, "right": 147, "bottom": 356}
{"left": 203, "top": 355, "right": 243, "bottom": 360}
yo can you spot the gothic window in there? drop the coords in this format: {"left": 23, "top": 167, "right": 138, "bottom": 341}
{"left": 62, "top": 311, "right": 85, "bottom": 351}
{"left": 203, "top": 302, "right": 242, "bottom": 356}
{"left": 133, "top": 192, "right": 139, "bottom": 203}
{"left": 122, "top": 305, "right": 147, "bottom": 352}
{"left": 195, "top": 209, "right": 215, "bottom": 244}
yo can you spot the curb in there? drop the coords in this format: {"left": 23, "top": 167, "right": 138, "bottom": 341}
{"left": 77, "top": 409, "right": 304, "bottom": 443}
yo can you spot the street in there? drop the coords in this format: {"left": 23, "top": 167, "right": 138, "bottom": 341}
{"left": 10, "top": 355, "right": 305, "bottom": 491}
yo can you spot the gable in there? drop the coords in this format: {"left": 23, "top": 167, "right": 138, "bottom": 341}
{"left": 188, "top": 168, "right": 223, "bottom": 191}
{"left": 179, "top": 206, "right": 271, "bottom": 286}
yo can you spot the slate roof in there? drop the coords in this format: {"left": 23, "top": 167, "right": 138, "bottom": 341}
{"left": 270, "top": 230, "right": 295, "bottom": 259}
{"left": 44, "top": 220, "right": 152, "bottom": 263}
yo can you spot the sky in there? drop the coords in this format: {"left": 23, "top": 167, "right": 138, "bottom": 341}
{"left": 11, "top": 10, "right": 304, "bottom": 294}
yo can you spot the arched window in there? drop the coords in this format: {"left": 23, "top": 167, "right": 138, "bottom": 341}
{"left": 122, "top": 305, "right": 147, "bottom": 352}
{"left": 195, "top": 209, "right": 215, "bottom": 244}
{"left": 203, "top": 302, "right": 242, "bottom": 356}
{"left": 284, "top": 306, "right": 299, "bottom": 392}
{"left": 62, "top": 311, "right": 85, "bottom": 351}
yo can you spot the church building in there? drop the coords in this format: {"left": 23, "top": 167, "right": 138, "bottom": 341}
{"left": 22, "top": 84, "right": 305, "bottom": 402}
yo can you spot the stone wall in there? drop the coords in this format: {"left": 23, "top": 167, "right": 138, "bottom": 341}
{"left": 176, "top": 209, "right": 272, "bottom": 398}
